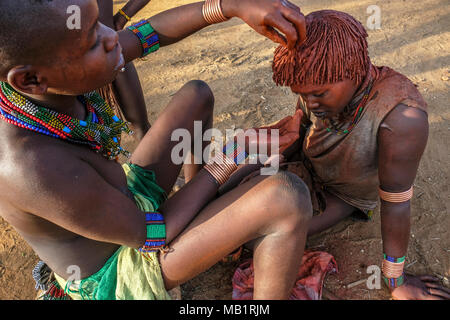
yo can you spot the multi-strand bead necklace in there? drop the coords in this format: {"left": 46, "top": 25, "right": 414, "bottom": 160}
{"left": 323, "top": 80, "right": 374, "bottom": 135}
{"left": 0, "top": 81, "right": 132, "bottom": 160}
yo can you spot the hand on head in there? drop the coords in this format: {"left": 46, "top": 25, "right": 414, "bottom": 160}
{"left": 223, "top": 0, "right": 307, "bottom": 49}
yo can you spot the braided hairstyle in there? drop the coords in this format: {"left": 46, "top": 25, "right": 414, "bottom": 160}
{"left": 272, "top": 10, "right": 371, "bottom": 88}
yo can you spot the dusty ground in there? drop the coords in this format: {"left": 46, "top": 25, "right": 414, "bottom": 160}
{"left": 0, "top": 0, "right": 448, "bottom": 300}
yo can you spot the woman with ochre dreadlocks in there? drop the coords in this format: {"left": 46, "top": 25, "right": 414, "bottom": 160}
{"left": 236, "top": 10, "right": 449, "bottom": 300}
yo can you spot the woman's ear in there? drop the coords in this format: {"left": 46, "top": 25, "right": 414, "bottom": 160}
{"left": 6, "top": 65, "right": 48, "bottom": 95}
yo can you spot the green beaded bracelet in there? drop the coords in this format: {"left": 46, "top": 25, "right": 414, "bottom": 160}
{"left": 138, "top": 212, "right": 166, "bottom": 254}
{"left": 383, "top": 273, "right": 405, "bottom": 289}
{"left": 127, "top": 20, "right": 160, "bottom": 58}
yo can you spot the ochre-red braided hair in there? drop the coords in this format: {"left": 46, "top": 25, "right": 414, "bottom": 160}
{"left": 272, "top": 10, "right": 371, "bottom": 88}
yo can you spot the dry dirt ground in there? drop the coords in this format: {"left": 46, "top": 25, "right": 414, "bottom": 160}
{"left": 0, "top": 0, "right": 448, "bottom": 300}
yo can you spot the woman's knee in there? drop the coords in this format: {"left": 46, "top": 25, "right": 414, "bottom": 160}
{"left": 264, "top": 171, "right": 313, "bottom": 225}
{"left": 181, "top": 80, "right": 215, "bottom": 110}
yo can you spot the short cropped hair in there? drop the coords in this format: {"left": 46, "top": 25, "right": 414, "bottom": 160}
{"left": 0, "top": 0, "right": 66, "bottom": 76}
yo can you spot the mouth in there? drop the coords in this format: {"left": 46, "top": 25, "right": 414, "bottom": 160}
{"left": 311, "top": 111, "right": 327, "bottom": 118}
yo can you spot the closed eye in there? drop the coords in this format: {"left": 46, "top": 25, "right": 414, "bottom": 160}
{"left": 90, "top": 36, "right": 99, "bottom": 50}
{"left": 90, "top": 35, "right": 100, "bottom": 50}
{"left": 313, "top": 91, "right": 327, "bottom": 98}
{"left": 89, "top": 22, "right": 100, "bottom": 50}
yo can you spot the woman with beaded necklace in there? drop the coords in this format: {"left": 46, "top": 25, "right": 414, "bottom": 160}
{"left": 0, "top": 0, "right": 311, "bottom": 300}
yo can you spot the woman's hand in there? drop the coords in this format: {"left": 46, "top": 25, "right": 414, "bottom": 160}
{"left": 114, "top": 0, "right": 152, "bottom": 30}
{"left": 390, "top": 274, "right": 450, "bottom": 300}
{"left": 238, "top": 109, "right": 303, "bottom": 157}
{"left": 219, "top": 109, "right": 302, "bottom": 193}
{"left": 222, "top": 0, "right": 307, "bottom": 49}
{"left": 220, "top": 109, "right": 303, "bottom": 193}
{"left": 265, "top": 108, "right": 303, "bottom": 155}
{"left": 113, "top": 13, "right": 128, "bottom": 31}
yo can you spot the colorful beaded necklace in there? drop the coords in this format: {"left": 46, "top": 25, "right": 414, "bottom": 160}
{"left": 0, "top": 81, "right": 132, "bottom": 160}
{"left": 323, "top": 80, "right": 374, "bottom": 136}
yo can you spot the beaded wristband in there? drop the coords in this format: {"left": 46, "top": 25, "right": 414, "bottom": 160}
{"left": 138, "top": 212, "right": 166, "bottom": 254}
{"left": 127, "top": 20, "right": 160, "bottom": 58}
{"left": 223, "top": 140, "right": 248, "bottom": 165}
{"left": 383, "top": 254, "right": 406, "bottom": 264}
{"left": 118, "top": 8, "right": 131, "bottom": 21}
{"left": 383, "top": 273, "right": 405, "bottom": 289}
{"left": 382, "top": 254, "right": 406, "bottom": 289}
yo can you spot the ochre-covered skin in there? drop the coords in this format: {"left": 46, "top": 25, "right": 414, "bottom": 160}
{"left": 302, "top": 65, "right": 427, "bottom": 212}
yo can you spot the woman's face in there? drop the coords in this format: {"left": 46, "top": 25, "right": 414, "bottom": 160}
{"left": 36, "top": 0, "right": 125, "bottom": 96}
{"left": 290, "top": 79, "right": 359, "bottom": 119}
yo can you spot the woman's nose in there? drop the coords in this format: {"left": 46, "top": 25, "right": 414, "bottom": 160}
{"left": 101, "top": 23, "right": 120, "bottom": 52}
{"left": 305, "top": 95, "right": 320, "bottom": 109}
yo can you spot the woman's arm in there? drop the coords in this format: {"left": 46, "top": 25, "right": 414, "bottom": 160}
{"left": 378, "top": 103, "right": 449, "bottom": 300}
{"left": 114, "top": 0, "right": 152, "bottom": 30}
{"left": 119, "top": 0, "right": 306, "bottom": 62}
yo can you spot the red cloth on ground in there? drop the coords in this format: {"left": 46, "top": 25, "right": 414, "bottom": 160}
{"left": 232, "top": 250, "right": 338, "bottom": 300}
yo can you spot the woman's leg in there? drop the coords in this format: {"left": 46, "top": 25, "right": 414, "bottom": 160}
{"left": 97, "top": 0, "right": 114, "bottom": 25}
{"left": 128, "top": 78, "right": 312, "bottom": 299}
{"left": 159, "top": 171, "right": 313, "bottom": 299}
{"left": 111, "top": 62, "right": 151, "bottom": 140}
{"left": 130, "top": 80, "right": 214, "bottom": 194}
{"left": 307, "top": 191, "right": 356, "bottom": 236}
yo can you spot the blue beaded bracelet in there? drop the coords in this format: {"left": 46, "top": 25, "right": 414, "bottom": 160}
{"left": 223, "top": 140, "right": 248, "bottom": 165}
{"left": 138, "top": 212, "right": 166, "bottom": 254}
{"left": 127, "top": 20, "right": 160, "bottom": 58}
{"left": 383, "top": 254, "right": 405, "bottom": 263}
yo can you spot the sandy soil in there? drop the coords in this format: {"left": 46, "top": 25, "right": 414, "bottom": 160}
{"left": 0, "top": 0, "right": 448, "bottom": 300}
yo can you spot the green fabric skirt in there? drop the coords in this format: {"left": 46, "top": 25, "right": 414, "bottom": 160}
{"left": 54, "top": 163, "right": 171, "bottom": 300}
